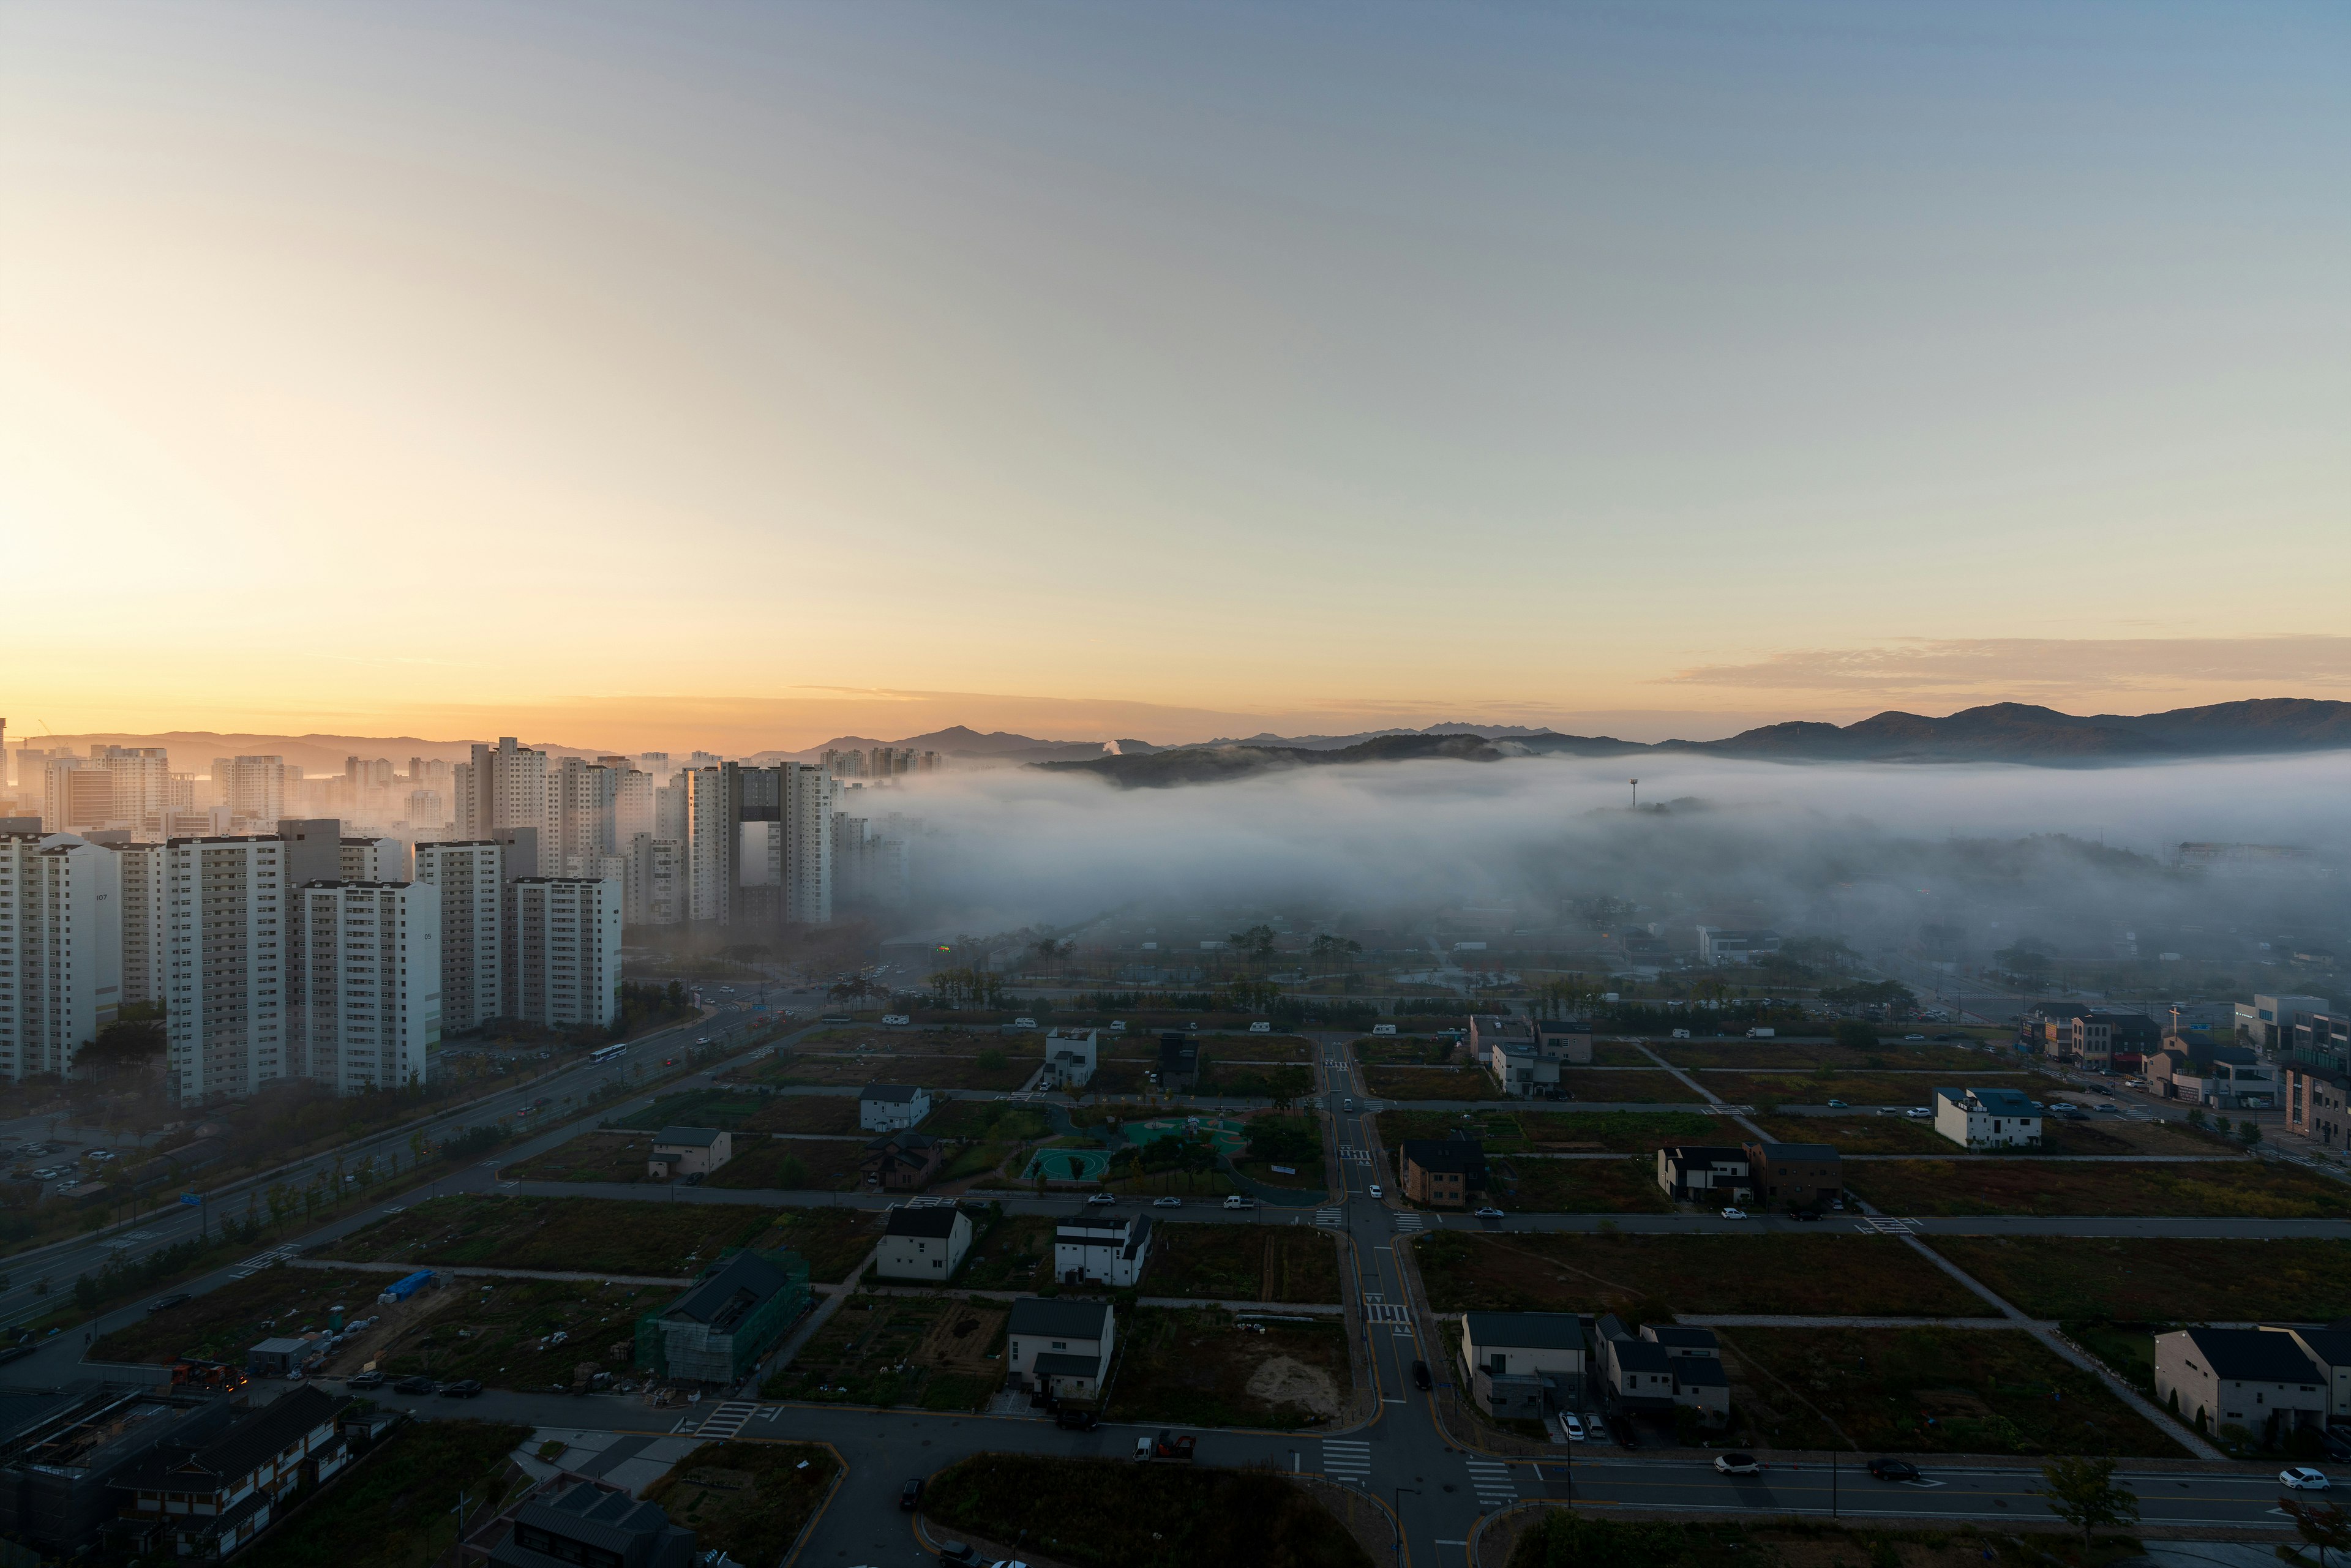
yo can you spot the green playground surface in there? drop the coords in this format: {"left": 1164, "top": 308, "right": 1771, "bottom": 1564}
{"left": 1122, "top": 1116, "right": 1251, "bottom": 1155}
{"left": 1022, "top": 1147, "right": 1112, "bottom": 1180}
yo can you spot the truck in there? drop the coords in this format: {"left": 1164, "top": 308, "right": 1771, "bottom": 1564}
{"left": 1745, "top": 1027, "right": 1776, "bottom": 1039}
{"left": 1222, "top": 1195, "right": 1255, "bottom": 1210}
{"left": 1135, "top": 1430, "right": 1196, "bottom": 1461}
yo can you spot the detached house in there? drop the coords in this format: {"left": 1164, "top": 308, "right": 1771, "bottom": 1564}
{"left": 1007, "top": 1297, "right": 1116, "bottom": 1400}
{"left": 1398, "top": 1139, "right": 1485, "bottom": 1208}
{"left": 647, "top": 1126, "right": 731, "bottom": 1179}
{"left": 1932, "top": 1086, "right": 2041, "bottom": 1150}
{"left": 859, "top": 1084, "right": 932, "bottom": 1133}
{"left": 1593, "top": 1317, "right": 1728, "bottom": 1420}
{"left": 1043, "top": 1028, "right": 1098, "bottom": 1090}
{"left": 1055, "top": 1212, "right": 1152, "bottom": 1286}
{"left": 489, "top": 1480, "right": 697, "bottom": 1568}
{"left": 109, "top": 1387, "right": 351, "bottom": 1560}
{"left": 2156, "top": 1327, "right": 2326, "bottom": 1444}
{"left": 1655, "top": 1146, "right": 1752, "bottom": 1204}
{"left": 1459, "top": 1311, "right": 1588, "bottom": 1419}
{"left": 862, "top": 1131, "right": 943, "bottom": 1191}
{"left": 875, "top": 1204, "right": 973, "bottom": 1281}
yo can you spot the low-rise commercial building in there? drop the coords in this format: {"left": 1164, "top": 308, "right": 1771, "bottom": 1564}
{"left": 1398, "top": 1139, "right": 1485, "bottom": 1208}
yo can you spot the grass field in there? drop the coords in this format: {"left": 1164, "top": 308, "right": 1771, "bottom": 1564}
{"left": 1491, "top": 1157, "right": 1674, "bottom": 1214}
{"left": 738, "top": 1095, "right": 861, "bottom": 1136}
{"left": 1846, "top": 1160, "right": 2351, "bottom": 1218}
{"left": 1717, "top": 1325, "right": 2185, "bottom": 1457}
{"left": 1410, "top": 1231, "right": 1990, "bottom": 1317}
{"left": 705, "top": 1138, "right": 866, "bottom": 1191}
{"left": 1928, "top": 1236, "right": 2351, "bottom": 1322}
{"left": 372, "top": 1275, "right": 651, "bottom": 1389}
{"left": 1664, "top": 1041, "right": 1989, "bottom": 1073}
{"left": 321, "top": 1194, "right": 879, "bottom": 1281}
{"left": 608, "top": 1088, "right": 768, "bottom": 1130}
{"left": 768, "top": 1045, "right": 1038, "bottom": 1092}
{"left": 239, "top": 1420, "right": 530, "bottom": 1568}
{"left": 501, "top": 1131, "right": 658, "bottom": 1184}
{"left": 765, "top": 1292, "right": 1005, "bottom": 1409}
{"left": 1138, "top": 1223, "right": 1344, "bottom": 1304}
{"left": 1111, "top": 1306, "right": 1352, "bottom": 1428}
{"left": 1749, "top": 1114, "right": 1954, "bottom": 1153}
{"left": 1552, "top": 1070, "right": 1704, "bottom": 1104}
{"left": 2036, "top": 1117, "right": 2238, "bottom": 1156}
{"left": 96, "top": 1265, "right": 405, "bottom": 1365}
{"left": 921, "top": 1101, "right": 1053, "bottom": 1141}
{"left": 949, "top": 1214, "right": 1056, "bottom": 1291}
{"left": 1377, "top": 1108, "right": 1722, "bottom": 1154}
{"left": 921, "top": 1454, "right": 1373, "bottom": 1568}
{"left": 1702, "top": 1071, "right": 2037, "bottom": 1108}
{"left": 640, "top": 1441, "right": 839, "bottom": 1566}
{"left": 1360, "top": 1065, "right": 1506, "bottom": 1101}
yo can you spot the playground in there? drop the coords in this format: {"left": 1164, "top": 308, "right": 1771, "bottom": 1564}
{"left": 1020, "top": 1146, "right": 1112, "bottom": 1182}
{"left": 1018, "top": 1116, "right": 1254, "bottom": 1182}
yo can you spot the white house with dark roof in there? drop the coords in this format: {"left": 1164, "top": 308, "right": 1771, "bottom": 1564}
{"left": 1006, "top": 1296, "right": 1116, "bottom": 1397}
{"left": 2156, "top": 1326, "right": 2326, "bottom": 1442}
{"left": 1460, "top": 1310, "right": 1588, "bottom": 1419}
{"left": 876, "top": 1204, "right": 973, "bottom": 1281}
{"left": 1043, "top": 1027, "right": 1098, "bottom": 1090}
{"left": 859, "top": 1082, "right": 932, "bottom": 1132}
{"left": 1933, "top": 1086, "right": 2041, "bottom": 1150}
{"left": 1054, "top": 1212, "right": 1152, "bottom": 1286}
{"left": 647, "top": 1126, "right": 731, "bottom": 1178}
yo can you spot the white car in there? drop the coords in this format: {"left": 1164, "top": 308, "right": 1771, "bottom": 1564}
{"left": 2282, "top": 1468, "right": 2331, "bottom": 1491}
{"left": 880, "top": 1014, "right": 910, "bottom": 1026}
{"left": 1714, "top": 1452, "right": 1761, "bottom": 1475}
{"left": 2049, "top": 1102, "right": 2077, "bottom": 1112}
{"left": 1474, "top": 1206, "right": 1504, "bottom": 1218}
{"left": 1368, "top": 1185, "right": 1383, "bottom": 1199}
{"left": 1559, "top": 1413, "right": 1586, "bottom": 1441}
{"left": 1906, "top": 1107, "right": 1932, "bottom": 1119}
{"left": 1153, "top": 1196, "right": 1182, "bottom": 1208}
{"left": 1013, "top": 1017, "right": 1038, "bottom": 1029}
{"left": 1720, "top": 1207, "right": 1747, "bottom": 1220}
{"left": 1086, "top": 1192, "right": 1117, "bottom": 1206}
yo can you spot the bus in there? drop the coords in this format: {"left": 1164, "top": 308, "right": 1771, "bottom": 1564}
{"left": 588, "top": 1044, "right": 628, "bottom": 1065}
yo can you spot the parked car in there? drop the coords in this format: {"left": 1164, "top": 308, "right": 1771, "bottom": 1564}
{"left": 1150, "top": 1431, "right": 1196, "bottom": 1461}
{"left": 901, "top": 1479, "right": 923, "bottom": 1510}
{"left": 1411, "top": 1360, "right": 1431, "bottom": 1390}
{"left": 1087, "top": 1192, "right": 1117, "bottom": 1206}
{"left": 440, "top": 1379, "right": 484, "bottom": 1398}
{"left": 1559, "top": 1413, "right": 1586, "bottom": 1441}
{"left": 347, "top": 1371, "right": 387, "bottom": 1390}
{"left": 1792, "top": 1210, "right": 1823, "bottom": 1222}
{"left": 1906, "top": 1107, "right": 1932, "bottom": 1119}
{"left": 1153, "top": 1196, "right": 1182, "bottom": 1208}
{"left": 1368, "top": 1185, "right": 1383, "bottom": 1199}
{"left": 1902, "top": 1033, "right": 1925, "bottom": 1041}
{"left": 1474, "top": 1206, "right": 1504, "bottom": 1218}
{"left": 936, "top": 1545, "right": 980, "bottom": 1567}
{"left": 1826, "top": 1099, "right": 1847, "bottom": 1109}
{"left": 1222, "top": 1195, "right": 1255, "bottom": 1210}
{"left": 881, "top": 1015, "right": 910, "bottom": 1027}
{"left": 1714, "top": 1453, "right": 1761, "bottom": 1476}
{"left": 1013, "top": 1017, "right": 1037, "bottom": 1029}
{"left": 2282, "top": 1467, "right": 2331, "bottom": 1491}
{"left": 681, "top": 1172, "right": 705, "bottom": 1187}
{"left": 146, "top": 1293, "right": 191, "bottom": 1313}
{"left": 1054, "top": 1405, "right": 1098, "bottom": 1430}
{"left": 394, "top": 1375, "right": 438, "bottom": 1394}
{"left": 1867, "top": 1458, "right": 1920, "bottom": 1481}
{"left": 1720, "top": 1207, "right": 1747, "bottom": 1220}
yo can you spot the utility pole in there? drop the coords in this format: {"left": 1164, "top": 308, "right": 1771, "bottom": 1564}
{"left": 1629, "top": 778, "right": 1638, "bottom": 811}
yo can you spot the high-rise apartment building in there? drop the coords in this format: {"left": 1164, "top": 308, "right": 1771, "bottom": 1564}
{"left": 211, "top": 757, "right": 288, "bottom": 830}
{"left": 682, "top": 768, "right": 730, "bottom": 925}
{"left": 113, "top": 841, "right": 167, "bottom": 1010}
{"left": 279, "top": 820, "right": 410, "bottom": 888}
{"left": 0, "top": 833, "right": 124, "bottom": 1080}
{"left": 414, "top": 841, "right": 504, "bottom": 1033}
{"left": 165, "top": 835, "right": 288, "bottom": 1101}
{"left": 453, "top": 738, "right": 552, "bottom": 874}
{"left": 402, "top": 789, "right": 446, "bottom": 830}
{"left": 43, "top": 757, "right": 109, "bottom": 833}
{"left": 833, "top": 811, "right": 912, "bottom": 912}
{"left": 678, "top": 762, "right": 834, "bottom": 929}
{"left": 612, "top": 765, "right": 654, "bottom": 846}
{"left": 504, "top": 877, "right": 620, "bottom": 1030}
{"left": 624, "top": 833, "right": 683, "bottom": 926}
{"left": 290, "top": 880, "right": 438, "bottom": 1092}
{"left": 552, "top": 756, "right": 621, "bottom": 870}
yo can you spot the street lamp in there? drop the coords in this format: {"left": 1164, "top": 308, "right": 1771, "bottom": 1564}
{"left": 1390, "top": 1486, "right": 1419, "bottom": 1566}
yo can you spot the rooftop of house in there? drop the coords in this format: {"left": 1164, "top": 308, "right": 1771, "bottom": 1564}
{"left": 1008, "top": 1296, "right": 1114, "bottom": 1341}
{"left": 660, "top": 1250, "right": 799, "bottom": 1335}
{"left": 1746, "top": 1141, "right": 1839, "bottom": 1163}
{"left": 1464, "top": 1311, "right": 1588, "bottom": 1353}
{"left": 1937, "top": 1086, "right": 2039, "bottom": 1116}
{"left": 1400, "top": 1139, "right": 1485, "bottom": 1176}
{"left": 2176, "top": 1326, "right": 2323, "bottom": 1386}
{"left": 652, "top": 1126, "right": 724, "bottom": 1148}
{"left": 883, "top": 1206, "right": 961, "bottom": 1239}
{"left": 1643, "top": 1326, "right": 1722, "bottom": 1352}
{"left": 1660, "top": 1144, "right": 1750, "bottom": 1165}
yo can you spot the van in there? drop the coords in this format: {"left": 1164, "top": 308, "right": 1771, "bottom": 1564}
{"left": 1670, "top": 1029, "right": 1691, "bottom": 1040}
{"left": 1371, "top": 1024, "right": 1397, "bottom": 1036}
{"left": 1223, "top": 1195, "right": 1255, "bottom": 1210}
{"left": 1013, "top": 1016, "right": 1038, "bottom": 1029}
{"left": 1248, "top": 1021, "right": 1272, "bottom": 1034}
{"left": 881, "top": 1014, "right": 910, "bottom": 1027}
{"left": 1746, "top": 1027, "right": 1776, "bottom": 1039}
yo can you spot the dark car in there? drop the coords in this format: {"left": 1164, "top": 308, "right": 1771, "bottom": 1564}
{"left": 1608, "top": 1413, "right": 1640, "bottom": 1449}
{"left": 1867, "top": 1458, "right": 1921, "bottom": 1482}
{"left": 440, "top": 1379, "right": 484, "bottom": 1398}
{"left": 347, "top": 1371, "right": 387, "bottom": 1390}
{"left": 146, "top": 1293, "right": 192, "bottom": 1313}
{"left": 936, "top": 1546, "right": 979, "bottom": 1567}
{"left": 1791, "top": 1210, "right": 1823, "bottom": 1222}
{"left": 681, "top": 1172, "right": 705, "bottom": 1187}
{"left": 1411, "top": 1360, "right": 1431, "bottom": 1390}
{"left": 900, "top": 1479, "right": 923, "bottom": 1511}
{"left": 394, "top": 1375, "right": 438, "bottom": 1394}
{"left": 1054, "top": 1405, "right": 1098, "bottom": 1430}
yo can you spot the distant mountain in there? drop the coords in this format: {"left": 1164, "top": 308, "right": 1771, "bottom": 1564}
{"left": 1040, "top": 700, "right": 2351, "bottom": 787}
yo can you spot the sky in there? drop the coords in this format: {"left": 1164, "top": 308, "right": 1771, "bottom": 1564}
{"left": 2, "top": 1, "right": 2345, "bottom": 752}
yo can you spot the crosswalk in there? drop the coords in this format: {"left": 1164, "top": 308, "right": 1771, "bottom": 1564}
{"left": 1338, "top": 1146, "right": 1372, "bottom": 1163}
{"left": 1864, "top": 1215, "right": 1921, "bottom": 1234}
{"left": 1313, "top": 1208, "right": 1343, "bottom": 1227}
{"left": 1321, "top": 1439, "right": 1373, "bottom": 1485}
{"left": 230, "top": 1244, "right": 299, "bottom": 1279}
{"left": 689, "top": 1401, "right": 760, "bottom": 1440}
{"left": 1464, "top": 1457, "right": 1519, "bottom": 1507}
{"left": 1393, "top": 1212, "right": 1425, "bottom": 1232}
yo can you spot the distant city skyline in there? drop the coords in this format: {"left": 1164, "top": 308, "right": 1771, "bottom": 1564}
{"left": 4, "top": 2, "right": 2344, "bottom": 741}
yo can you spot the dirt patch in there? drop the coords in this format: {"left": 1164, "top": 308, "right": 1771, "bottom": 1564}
{"left": 1113, "top": 1307, "right": 1353, "bottom": 1428}
{"left": 501, "top": 1131, "right": 658, "bottom": 1184}
{"left": 1244, "top": 1354, "right": 1340, "bottom": 1417}
{"left": 1929, "top": 1235, "right": 2351, "bottom": 1321}
{"left": 737, "top": 1095, "right": 861, "bottom": 1136}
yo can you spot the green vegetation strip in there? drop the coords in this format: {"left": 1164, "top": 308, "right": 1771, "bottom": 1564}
{"left": 922, "top": 1454, "right": 1372, "bottom": 1568}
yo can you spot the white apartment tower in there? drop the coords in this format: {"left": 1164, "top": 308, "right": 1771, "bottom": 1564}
{"left": 211, "top": 757, "right": 288, "bottom": 830}
{"left": 113, "top": 841, "right": 167, "bottom": 1010}
{"left": 453, "top": 738, "right": 552, "bottom": 874}
{"left": 291, "top": 880, "right": 439, "bottom": 1092}
{"left": 682, "top": 768, "right": 730, "bottom": 924}
{"left": 0, "top": 833, "right": 124, "bottom": 1080}
{"left": 612, "top": 765, "right": 654, "bottom": 846}
{"left": 504, "top": 877, "right": 621, "bottom": 1030}
{"left": 165, "top": 835, "right": 288, "bottom": 1101}
{"left": 624, "top": 833, "right": 683, "bottom": 926}
{"left": 413, "top": 841, "right": 504, "bottom": 1033}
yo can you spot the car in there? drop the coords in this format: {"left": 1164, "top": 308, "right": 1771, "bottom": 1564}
{"left": 1411, "top": 1360, "right": 1431, "bottom": 1390}
{"left": 1559, "top": 1413, "right": 1586, "bottom": 1441}
{"left": 1087, "top": 1192, "right": 1117, "bottom": 1206}
{"left": 86, "top": 1149, "right": 114, "bottom": 1161}
{"left": 681, "top": 1171, "right": 704, "bottom": 1186}
{"left": 1826, "top": 1099, "right": 1848, "bottom": 1109}
{"left": 1222, "top": 1195, "right": 1255, "bottom": 1210}
{"left": 146, "top": 1292, "right": 191, "bottom": 1312}
{"left": 1342, "top": 1098, "right": 1355, "bottom": 1111}
{"left": 347, "top": 1370, "right": 387, "bottom": 1390}
{"left": 1368, "top": 1185, "right": 1382, "bottom": 1199}
{"left": 1867, "top": 1458, "right": 1920, "bottom": 1482}
{"left": 440, "top": 1379, "right": 484, "bottom": 1398}
{"left": 394, "top": 1375, "right": 438, "bottom": 1394}
{"left": 1474, "top": 1206, "right": 1504, "bottom": 1218}
{"left": 1720, "top": 1207, "right": 1747, "bottom": 1220}
{"left": 900, "top": 1479, "right": 923, "bottom": 1510}
{"left": 2096, "top": 1103, "right": 2118, "bottom": 1112}
{"left": 696, "top": 1037, "right": 710, "bottom": 1045}
{"left": 936, "top": 1545, "right": 980, "bottom": 1567}
{"left": 2282, "top": 1467, "right": 2331, "bottom": 1491}
{"left": 1054, "top": 1405, "right": 1099, "bottom": 1430}
{"left": 881, "top": 1015, "right": 911, "bottom": 1026}
{"left": 2049, "top": 1102, "right": 2077, "bottom": 1112}
{"left": 1714, "top": 1453, "right": 1761, "bottom": 1476}
{"left": 1153, "top": 1196, "right": 1182, "bottom": 1208}
{"left": 1903, "top": 1033, "right": 1925, "bottom": 1041}
{"left": 1792, "top": 1210, "right": 1822, "bottom": 1221}
{"left": 1906, "top": 1107, "right": 1932, "bottom": 1119}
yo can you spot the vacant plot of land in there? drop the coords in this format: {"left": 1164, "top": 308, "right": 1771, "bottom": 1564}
{"left": 503, "top": 1131, "right": 658, "bottom": 1184}
{"left": 373, "top": 1275, "right": 655, "bottom": 1389}
{"left": 1929, "top": 1236, "right": 2351, "bottom": 1322}
{"left": 2037, "top": 1117, "right": 2237, "bottom": 1156}
{"left": 765, "top": 1292, "right": 1004, "bottom": 1409}
{"left": 322, "top": 1194, "right": 879, "bottom": 1281}
{"left": 1360, "top": 1065, "right": 1505, "bottom": 1101}
{"left": 950, "top": 1214, "right": 1057, "bottom": 1291}
{"left": 1492, "top": 1157, "right": 1674, "bottom": 1214}
{"left": 1354, "top": 1039, "right": 1461, "bottom": 1067}
{"left": 921, "top": 1101, "right": 1054, "bottom": 1141}
{"left": 238, "top": 1420, "right": 530, "bottom": 1568}
{"left": 1410, "top": 1231, "right": 1989, "bottom": 1317}
{"left": 738, "top": 1095, "right": 861, "bottom": 1136}
{"left": 1704, "top": 1072, "right": 2036, "bottom": 1108}
{"left": 1378, "top": 1108, "right": 1722, "bottom": 1154}
{"left": 1717, "top": 1325, "right": 2184, "bottom": 1457}
{"left": 706, "top": 1138, "right": 867, "bottom": 1191}
{"left": 1847, "top": 1160, "right": 2351, "bottom": 1218}
{"left": 1114, "top": 1306, "right": 1352, "bottom": 1428}
{"left": 1201, "top": 1034, "right": 1313, "bottom": 1063}
{"left": 1750, "top": 1114, "right": 1955, "bottom": 1153}
{"left": 922, "top": 1454, "right": 1373, "bottom": 1568}
{"left": 609, "top": 1089, "right": 768, "bottom": 1131}
{"left": 775, "top": 1051, "right": 1037, "bottom": 1092}
{"left": 642, "top": 1442, "right": 840, "bottom": 1567}
{"left": 1665, "top": 1041, "right": 1988, "bottom": 1073}
{"left": 96, "top": 1266, "right": 403, "bottom": 1365}
{"left": 1139, "top": 1224, "right": 1343, "bottom": 1304}
{"left": 1553, "top": 1070, "right": 1704, "bottom": 1104}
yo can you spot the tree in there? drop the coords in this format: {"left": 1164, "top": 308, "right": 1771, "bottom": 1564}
{"left": 1265, "top": 1066, "right": 1314, "bottom": 1108}
{"left": 2281, "top": 1496, "right": 2351, "bottom": 1567}
{"left": 1308, "top": 934, "right": 1362, "bottom": 970}
{"left": 1537, "top": 975, "right": 1601, "bottom": 1016}
{"left": 1226, "top": 925, "right": 1278, "bottom": 964}
{"left": 1833, "top": 1020, "right": 1878, "bottom": 1051}
{"left": 2037, "top": 1455, "right": 2139, "bottom": 1550}
{"left": 2244, "top": 1121, "right": 2263, "bottom": 1146}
